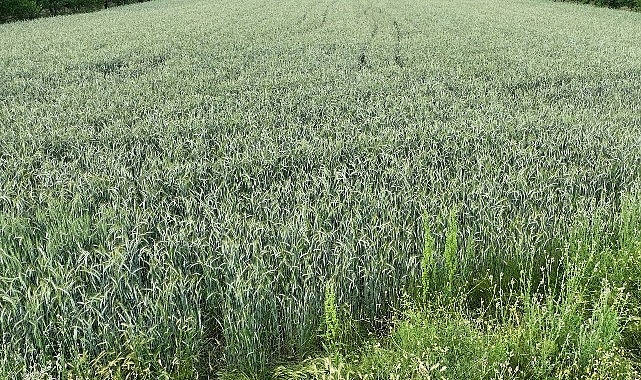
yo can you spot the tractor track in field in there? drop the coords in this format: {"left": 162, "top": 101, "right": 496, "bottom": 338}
{"left": 356, "top": 2, "right": 381, "bottom": 70}
{"left": 355, "top": 3, "right": 408, "bottom": 70}
{"left": 294, "top": 12, "right": 308, "bottom": 27}
{"left": 319, "top": 0, "right": 338, "bottom": 28}
{"left": 321, "top": 0, "right": 337, "bottom": 26}
{"left": 292, "top": 0, "right": 336, "bottom": 33}
{"left": 392, "top": 20, "right": 404, "bottom": 68}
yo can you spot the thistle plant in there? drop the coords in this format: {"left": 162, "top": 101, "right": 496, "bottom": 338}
{"left": 421, "top": 212, "right": 436, "bottom": 303}
{"left": 323, "top": 278, "right": 340, "bottom": 353}
{"left": 445, "top": 209, "right": 458, "bottom": 298}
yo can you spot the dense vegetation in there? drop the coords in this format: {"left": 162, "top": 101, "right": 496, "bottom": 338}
{"left": 0, "top": 0, "right": 640, "bottom": 378}
{"left": 0, "top": 0, "right": 150, "bottom": 22}
{"left": 558, "top": 0, "right": 640, "bottom": 10}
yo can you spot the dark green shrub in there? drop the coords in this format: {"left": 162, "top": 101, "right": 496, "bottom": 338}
{"left": 1, "top": 0, "right": 41, "bottom": 20}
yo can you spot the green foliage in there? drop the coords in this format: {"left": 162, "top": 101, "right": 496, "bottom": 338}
{"left": 558, "top": 0, "right": 640, "bottom": 10}
{"left": 274, "top": 216, "right": 641, "bottom": 379}
{"left": 444, "top": 208, "right": 459, "bottom": 298}
{"left": 323, "top": 279, "right": 340, "bottom": 353}
{"left": 1, "top": 0, "right": 641, "bottom": 377}
{"left": 0, "top": 0, "right": 151, "bottom": 22}
{"left": 421, "top": 212, "right": 435, "bottom": 303}
{"left": 0, "top": 0, "right": 40, "bottom": 20}
{"left": 420, "top": 208, "right": 460, "bottom": 303}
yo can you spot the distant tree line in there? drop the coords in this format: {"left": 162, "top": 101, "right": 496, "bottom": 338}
{"left": 0, "top": 0, "right": 151, "bottom": 22}
{"left": 556, "top": 0, "right": 640, "bottom": 10}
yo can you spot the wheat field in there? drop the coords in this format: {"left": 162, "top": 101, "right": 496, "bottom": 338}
{"left": 1, "top": 0, "right": 640, "bottom": 377}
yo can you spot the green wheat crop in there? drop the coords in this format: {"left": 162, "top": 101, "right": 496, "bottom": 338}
{"left": 0, "top": 0, "right": 640, "bottom": 377}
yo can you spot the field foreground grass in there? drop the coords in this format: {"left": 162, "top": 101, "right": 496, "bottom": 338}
{"left": 1, "top": 0, "right": 641, "bottom": 378}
